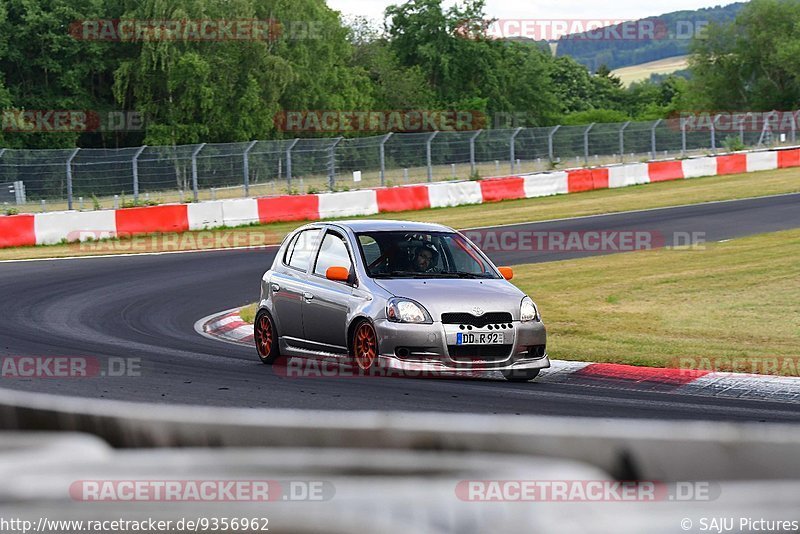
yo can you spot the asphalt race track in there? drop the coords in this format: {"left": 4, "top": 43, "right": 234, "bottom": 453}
{"left": 1, "top": 193, "right": 799, "bottom": 421}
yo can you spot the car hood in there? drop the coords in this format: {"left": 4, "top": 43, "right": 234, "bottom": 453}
{"left": 373, "top": 278, "right": 526, "bottom": 321}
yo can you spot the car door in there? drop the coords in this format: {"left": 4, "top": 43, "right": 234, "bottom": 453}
{"left": 301, "top": 229, "right": 356, "bottom": 354}
{"left": 271, "top": 228, "right": 321, "bottom": 342}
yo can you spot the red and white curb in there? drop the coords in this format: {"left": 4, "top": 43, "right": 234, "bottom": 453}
{"left": 3, "top": 146, "right": 800, "bottom": 249}
{"left": 195, "top": 308, "right": 254, "bottom": 346}
{"left": 197, "top": 309, "right": 800, "bottom": 402}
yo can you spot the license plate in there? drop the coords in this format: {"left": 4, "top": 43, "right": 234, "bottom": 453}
{"left": 457, "top": 332, "right": 504, "bottom": 345}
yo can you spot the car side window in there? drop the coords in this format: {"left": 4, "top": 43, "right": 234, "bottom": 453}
{"left": 358, "top": 235, "right": 381, "bottom": 266}
{"left": 286, "top": 229, "right": 321, "bottom": 272}
{"left": 314, "top": 232, "right": 353, "bottom": 278}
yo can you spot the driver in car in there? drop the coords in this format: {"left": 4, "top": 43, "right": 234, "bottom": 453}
{"left": 411, "top": 243, "right": 440, "bottom": 273}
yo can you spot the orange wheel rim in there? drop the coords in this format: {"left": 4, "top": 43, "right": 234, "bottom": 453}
{"left": 256, "top": 315, "right": 273, "bottom": 357}
{"left": 354, "top": 323, "right": 377, "bottom": 370}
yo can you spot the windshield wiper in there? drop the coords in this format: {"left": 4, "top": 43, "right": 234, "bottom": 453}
{"left": 371, "top": 270, "right": 492, "bottom": 279}
{"left": 444, "top": 271, "right": 494, "bottom": 279}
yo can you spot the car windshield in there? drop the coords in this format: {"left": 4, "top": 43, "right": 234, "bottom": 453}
{"left": 356, "top": 231, "right": 500, "bottom": 279}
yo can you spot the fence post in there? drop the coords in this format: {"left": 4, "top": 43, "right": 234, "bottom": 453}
{"left": 0, "top": 148, "right": 5, "bottom": 184}
{"left": 66, "top": 148, "right": 80, "bottom": 210}
{"left": 132, "top": 145, "right": 146, "bottom": 203}
{"left": 510, "top": 127, "right": 523, "bottom": 173}
{"left": 680, "top": 118, "right": 687, "bottom": 157}
{"left": 548, "top": 125, "right": 561, "bottom": 163}
{"left": 583, "top": 123, "right": 595, "bottom": 166}
{"left": 650, "top": 119, "right": 663, "bottom": 160}
{"left": 426, "top": 131, "right": 438, "bottom": 182}
{"left": 243, "top": 140, "right": 257, "bottom": 197}
{"left": 619, "top": 122, "right": 630, "bottom": 162}
{"left": 469, "top": 129, "right": 483, "bottom": 175}
{"left": 791, "top": 111, "right": 797, "bottom": 144}
{"left": 328, "top": 137, "right": 343, "bottom": 191}
{"left": 739, "top": 115, "right": 746, "bottom": 146}
{"left": 711, "top": 114, "right": 719, "bottom": 155}
{"left": 191, "top": 143, "right": 206, "bottom": 202}
{"left": 379, "top": 133, "right": 393, "bottom": 187}
{"left": 286, "top": 139, "right": 299, "bottom": 192}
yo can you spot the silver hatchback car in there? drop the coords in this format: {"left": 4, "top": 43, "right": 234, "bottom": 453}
{"left": 255, "top": 220, "right": 548, "bottom": 381}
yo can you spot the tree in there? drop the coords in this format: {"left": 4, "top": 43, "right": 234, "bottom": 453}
{"left": 113, "top": 0, "right": 373, "bottom": 144}
{"left": 687, "top": 0, "right": 800, "bottom": 110}
{"left": 0, "top": 0, "right": 118, "bottom": 148}
{"left": 385, "top": 0, "right": 557, "bottom": 125}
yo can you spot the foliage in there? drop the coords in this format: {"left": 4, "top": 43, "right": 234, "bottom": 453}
{"left": 556, "top": 3, "right": 745, "bottom": 72}
{"left": 686, "top": 0, "right": 800, "bottom": 111}
{"left": 722, "top": 135, "right": 746, "bottom": 153}
{"left": 1, "top": 0, "right": 788, "bottom": 151}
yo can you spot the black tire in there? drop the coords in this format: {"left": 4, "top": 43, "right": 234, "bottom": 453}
{"left": 502, "top": 368, "right": 540, "bottom": 382}
{"left": 254, "top": 310, "right": 280, "bottom": 365}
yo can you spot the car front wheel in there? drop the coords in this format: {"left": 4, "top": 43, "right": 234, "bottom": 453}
{"left": 352, "top": 320, "right": 379, "bottom": 372}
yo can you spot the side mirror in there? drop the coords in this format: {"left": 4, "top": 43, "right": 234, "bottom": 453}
{"left": 498, "top": 267, "right": 514, "bottom": 280}
{"left": 326, "top": 266, "right": 350, "bottom": 282}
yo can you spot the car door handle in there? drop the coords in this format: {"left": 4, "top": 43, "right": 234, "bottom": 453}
{"left": 271, "top": 283, "right": 280, "bottom": 292}
{"left": 303, "top": 292, "right": 314, "bottom": 301}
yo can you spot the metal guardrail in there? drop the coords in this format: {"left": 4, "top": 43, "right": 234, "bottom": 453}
{"left": 3, "top": 432, "right": 800, "bottom": 533}
{"left": 1, "top": 113, "right": 797, "bottom": 212}
{"left": 2, "top": 387, "right": 800, "bottom": 481}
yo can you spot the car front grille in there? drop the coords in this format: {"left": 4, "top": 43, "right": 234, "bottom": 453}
{"left": 447, "top": 344, "right": 513, "bottom": 362}
{"left": 441, "top": 312, "right": 513, "bottom": 328}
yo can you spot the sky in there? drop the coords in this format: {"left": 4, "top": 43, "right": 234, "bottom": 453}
{"left": 327, "top": 0, "right": 740, "bottom": 24}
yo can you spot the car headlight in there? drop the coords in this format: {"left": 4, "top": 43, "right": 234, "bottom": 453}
{"left": 386, "top": 298, "right": 432, "bottom": 324}
{"left": 520, "top": 297, "right": 540, "bottom": 322}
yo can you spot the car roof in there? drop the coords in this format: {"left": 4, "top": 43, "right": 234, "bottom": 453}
{"left": 323, "top": 220, "right": 456, "bottom": 233}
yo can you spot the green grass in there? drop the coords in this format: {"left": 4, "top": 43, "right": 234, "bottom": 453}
{"left": 1, "top": 165, "right": 798, "bottom": 261}
{"left": 240, "top": 304, "right": 257, "bottom": 324}
{"left": 512, "top": 229, "right": 800, "bottom": 373}
{"left": 239, "top": 229, "right": 800, "bottom": 376}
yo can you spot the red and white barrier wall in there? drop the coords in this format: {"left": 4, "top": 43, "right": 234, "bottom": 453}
{"left": 2, "top": 147, "right": 799, "bottom": 249}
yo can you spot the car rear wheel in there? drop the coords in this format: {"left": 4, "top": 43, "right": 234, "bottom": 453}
{"left": 352, "top": 320, "right": 379, "bottom": 372}
{"left": 254, "top": 310, "right": 280, "bottom": 365}
{"left": 502, "top": 368, "right": 540, "bottom": 382}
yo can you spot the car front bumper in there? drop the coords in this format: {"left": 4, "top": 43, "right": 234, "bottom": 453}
{"left": 373, "top": 319, "right": 549, "bottom": 373}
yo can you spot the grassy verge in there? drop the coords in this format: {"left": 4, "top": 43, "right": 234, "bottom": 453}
{"left": 1, "top": 166, "right": 798, "bottom": 261}
{"left": 240, "top": 304, "right": 257, "bottom": 324}
{"left": 239, "top": 229, "right": 799, "bottom": 375}
{"left": 514, "top": 229, "right": 800, "bottom": 372}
